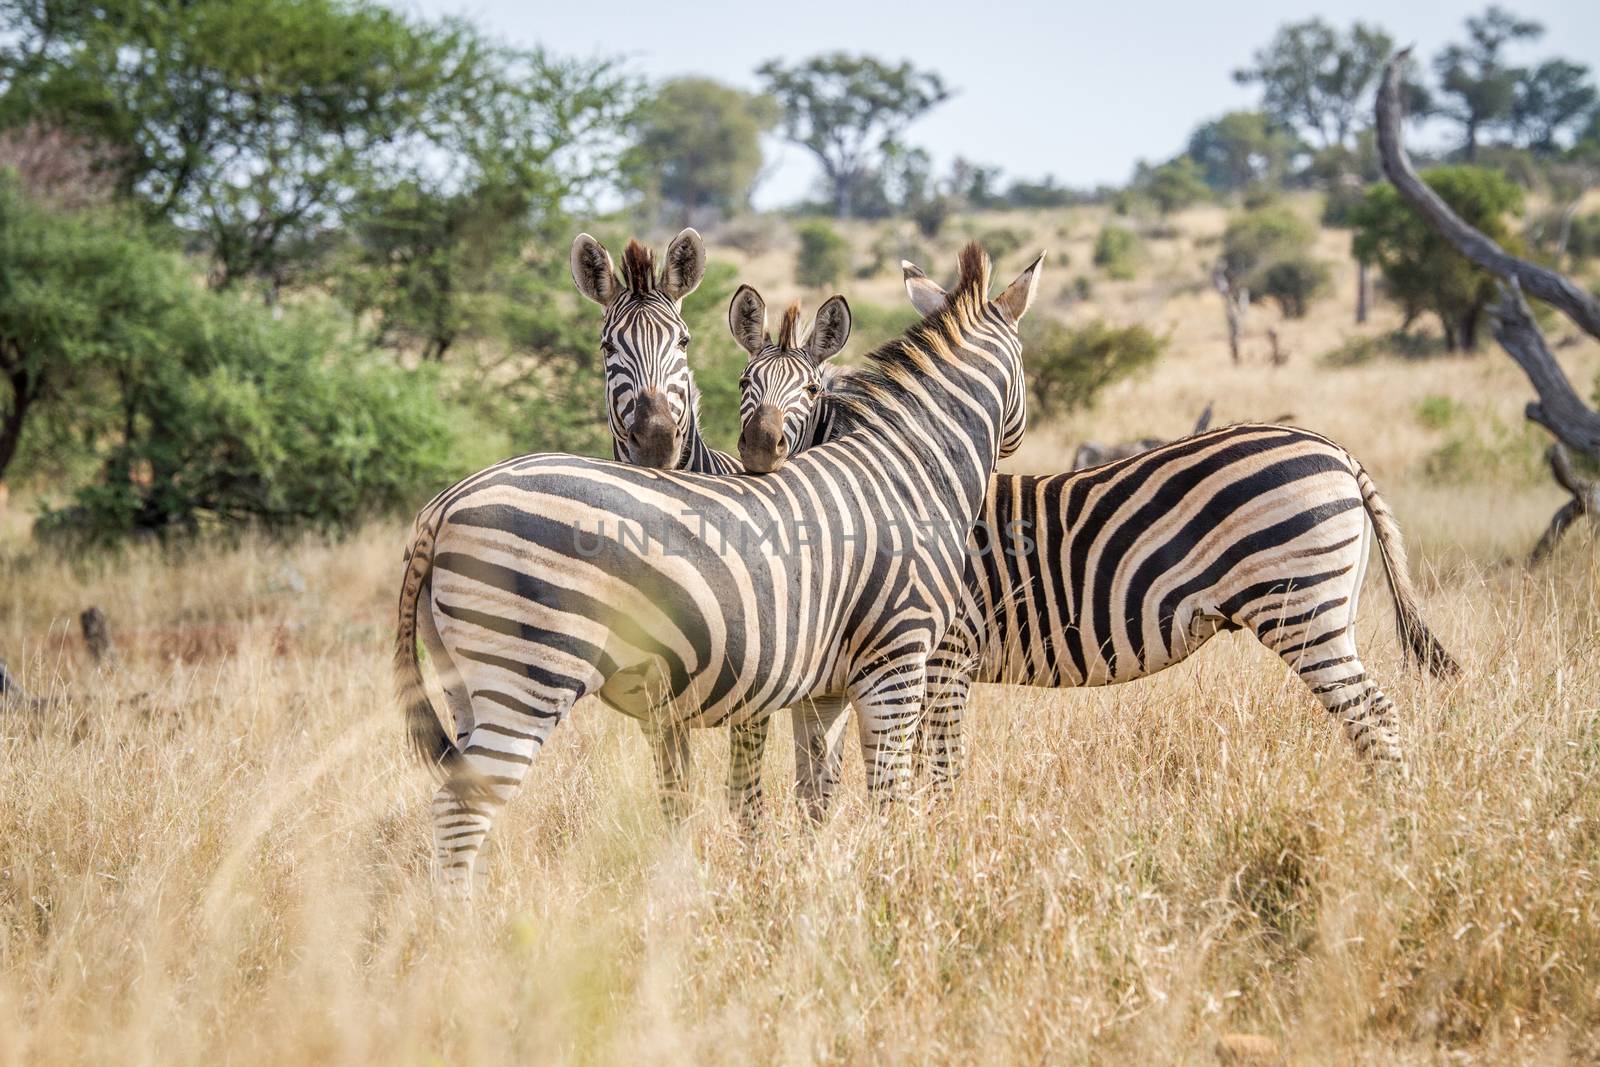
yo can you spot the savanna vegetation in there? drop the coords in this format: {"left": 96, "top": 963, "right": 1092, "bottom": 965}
{"left": 3, "top": 2, "right": 1600, "bottom": 1064}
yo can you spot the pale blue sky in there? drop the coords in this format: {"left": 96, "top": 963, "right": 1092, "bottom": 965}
{"left": 410, "top": 0, "right": 1600, "bottom": 206}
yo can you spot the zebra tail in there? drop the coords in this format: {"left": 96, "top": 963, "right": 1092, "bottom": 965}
{"left": 394, "top": 516, "right": 468, "bottom": 778}
{"left": 1354, "top": 462, "right": 1460, "bottom": 679}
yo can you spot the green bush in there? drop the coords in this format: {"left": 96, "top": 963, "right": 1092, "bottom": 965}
{"left": 37, "top": 296, "right": 465, "bottom": 544}
{"left": 1221, "top": 208, "right": 1329, "bottom": 319}
{"left": 1022, "top": 319, "right": 1165, "bottom": 420}
{"left": 1352, "top": 165, "right": 1524, "bottom": 351}
{"left": 794, "top": 221, "right": 850, "bottom": 288}
{"left": 1093, "top": 225, "right": 1142, "bottom": 280}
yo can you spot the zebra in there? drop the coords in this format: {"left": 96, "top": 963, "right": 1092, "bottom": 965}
{"left": 569, "top": 231, "right": 856, "bottom": 821}
{"left": 395, "top": 243, "right": 1043, "bottom": 892}
{"left": 733, "top": 259, "right": 1458, "bottom": 805}
{"left": 569, "top": 228, "right": 740, "bottom": 475}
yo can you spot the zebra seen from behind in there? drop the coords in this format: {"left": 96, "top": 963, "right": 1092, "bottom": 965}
{"left": 396, "top": 243, "right": 1043, "bottom": 893}
{"left": 735, "top": 259, "right": 1458, "bottom": 804}
{"left": 569, "top": 231, "right": 858, "bottom": 822}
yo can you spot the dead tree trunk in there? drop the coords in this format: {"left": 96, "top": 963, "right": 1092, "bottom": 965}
{"left": 1377, "top": 52, "right": 1600, "bottom": 561}
{"left": 80, "top": 606, "right": 116, "bottom": 667}
{"left": 1212, "top": 265, "right": 1248, "bottom": 365}
{"left": 1355, "top": 261, "right": 1370, "bottom": 324}
{"left": 1528, "top": 445, "right": 1600, "bottom": 565}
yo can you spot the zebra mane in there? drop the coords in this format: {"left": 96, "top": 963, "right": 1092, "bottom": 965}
{"left": 828, "top": 242, "right": 993, "bottom": 434}
{"left": 777, "top": 302, "right": 804, "bottom": 349}
{"left": 621, "top": 240, "right": 657, "bottom": 293}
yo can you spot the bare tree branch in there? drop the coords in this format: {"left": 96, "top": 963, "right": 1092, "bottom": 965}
{"left": 1490, "top": 282, "right": 1600, "bottom": 457}
{"left": 1528, "top": 444, "right": 1600, "bottom": 564}
{"left": 1376, "top": 51, "right": 1600, "bottom": 340}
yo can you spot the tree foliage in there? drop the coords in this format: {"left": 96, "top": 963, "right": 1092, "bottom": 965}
{"left": 1233, "top": 18, "right": 1394, "bottom": 150}
{"left": 1093, "top": 225, "right": 1142, "bottom": 280}
{"left": 1431, "top": 6, "right": 1545, "bottom": 161}
{"left": 625, "top": 78, "right": 775, "bottom": 228}
{"left": 757, "top": 54, "right": 950, "bottom": 219}
{"left": 1352, "top": 165, "right": 1525, "bottom": 350}
{"left": 1134, "top": 157, "right": 1210, "bottom": 214}
{"left": 794, "top": 221, "right": 851, "bottom": 289}
{"left": 0, "top": 0, "right": 485, "bottom": 294}
{"left": 1185, "top": 112, "right": 1298, "bottom": 193}
{"left": 1022, "top": 319, "right": 1165, "bottom": 421}
{"left": 1221, "top": 207, "right": 1330, "bottom": 318}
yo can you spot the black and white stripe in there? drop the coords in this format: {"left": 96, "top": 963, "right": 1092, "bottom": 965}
{"left": 395, "top": 243, "right": 1043, "bottom": 892}
{"left": 736, "top": 263, "right": 1457, "bottom": 804}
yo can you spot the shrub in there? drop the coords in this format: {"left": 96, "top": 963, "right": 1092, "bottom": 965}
{"left": 1093, "top": 225, "right": 1142, "bottom": 280}
{"left": 1221, "top": 208, "right": 1328, "bottom": 319}
{"left": 794, "top": 220, "right": 850, "bottom": 288}
{"left": 1352, "top": 165, "right": 1524, "bottom": 351}
{"left": 974, "top": 226, "right": 1027, "bottom": 263}
{"left": 1022, "top": 319, "right": 1165, "bottom": 420}
{"left": 36, "top": 296, "right": 464, "bottom": 544}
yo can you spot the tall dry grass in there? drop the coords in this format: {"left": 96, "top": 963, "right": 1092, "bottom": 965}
{"left": 4, "top": 199, "right": 1600, "bottom": 1065}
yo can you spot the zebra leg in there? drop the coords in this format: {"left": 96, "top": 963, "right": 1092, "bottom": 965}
{"left": 1261, "top": 626, "right": 1406, "bottom": 775}
{"left": 917, "top": 630, "right": 976, "bottom": 794}
{"left": 850, "top": 652, "right": 930, "bottom": 803}
{"left": 644, "top": 722, "right": 692, "bottom": 823}
{"left": 791, "top": 694, "right": 849, "bottom": 822}
{"left": 727, "top": 715, "right": 771, "bottom": 829}
{"left": 431, "top": 688, "right": 579, "bottom": 897}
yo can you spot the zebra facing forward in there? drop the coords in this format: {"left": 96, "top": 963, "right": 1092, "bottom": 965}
{"left": 570, "top": 231, "right": 856, "bottom": 821}
{"left": 396, "top": 243, "right": 1043, "bottom": 892}
{"left": 735, "top": 259, "right": 1457, "bottom": 802}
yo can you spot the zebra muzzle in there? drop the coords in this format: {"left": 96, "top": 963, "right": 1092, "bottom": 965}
{"left": 739, "top": 404, "right": 788, "bottom": 474}
{"left": 627, "top": 390, "right": 678, "bottom": 468}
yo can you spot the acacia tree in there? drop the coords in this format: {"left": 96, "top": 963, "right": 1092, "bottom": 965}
{"left": 0, "top": 0, "right": 480, "bottom": 295}
{"left": 1233, "top": 18, "right": 1394, "bottom": 151}
{"left": 1377, "top": 52, "right": 1600, "bottom": 559}
{"left": 625, "top": 78, "right": 775, "bottom": 228}
{"left": 1508, "top": 59, "right": 1597, "bottom": 153}
{"left": 340, "top": 48, "right": 631, "bottom": 361}
{"left": 756, "top": 54, "right": 950, "bottom": 219}
{"left": 1352, "top": 165, "right": 1523, "bottom": 350}
{"left": 1431, "top": 6, "right": 1544, "bottom": 161}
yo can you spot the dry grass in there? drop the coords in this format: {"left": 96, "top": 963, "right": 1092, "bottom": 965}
{"left": 4, "top": 200, "right": 1600, "bottom": 1065}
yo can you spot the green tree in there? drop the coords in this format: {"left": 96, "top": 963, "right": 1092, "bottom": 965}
{"left": 1351, "top": 165, "right": 1524, "bottom": 350}
{"left": 1432, "top": 6, "right": 1544, "bottom": 161}
{"left": 1185, "top": 112, "right": 1298, "bottom": 193}
{"left": 0, "top": 173, "right": 183, "bottom": 485}
{"left": 1093, "top": 225, "right": 1142, "bottom": 281}
{"left": 339, "top": 49, "right": 631, "bottom": 361}
{"left": 625, "top": 78, "right": 775, "bottom": 228}
{"left": 0, "top": 0, "right": 481, "bottom": 294}
{"left": 1509, "top": 59, "right": 1597, "bottom": 153}
{"left": 1220, "top": 207, "right": 1329, "bottom": 318}
{"left": 756, "top": 53, "right": 950, "bottom": 219}
{"left": 794, "top": 221, "right": 851, "bottom": 288}
{"left": 37, "top": 296, "right": 462, "bottom": 542}
{"left": 1233, "top": 19, "right": 1394, "bottom": 150}
{"left": 1022, "top": 319, "right": 1164, "bottom": 421}
{"left": 1134, "top": 157, "right": 1210, "bottom": 214}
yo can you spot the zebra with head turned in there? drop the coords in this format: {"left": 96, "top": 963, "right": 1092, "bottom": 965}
{"left": 396, "top": 243, "right": 1043, "bottom": 893}
{"left": 567, "top": 230, "right": 856, "bottom": 821}
{"left": 734, "top": 258, "right": 1457, "bottom": 804}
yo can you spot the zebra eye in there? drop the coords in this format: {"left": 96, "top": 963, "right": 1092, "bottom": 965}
{"left": 805, "top": 382, "right": 822, "bottom": 397}
{"left": 600, "top": 339, "right": 617, "bottom": 357}
{"left": 677, "top": 333, "right": 690, "bottom": 349}
{"left": 739, "top": 375, "right": 751, "bottom": 390}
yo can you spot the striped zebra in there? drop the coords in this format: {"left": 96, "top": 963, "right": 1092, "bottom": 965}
{"left": 395, "top": 243, "right": 1042, "bottom": 891}
{"left": 569, "top": 230, "right": 855, "bottom": 820}
{"left": 734, "top": 260, "right": 1458, "bottom": 803}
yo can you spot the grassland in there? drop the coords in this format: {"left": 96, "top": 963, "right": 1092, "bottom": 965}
{"left": 2, "top": 199, "right": 1599, "bottom": 1065}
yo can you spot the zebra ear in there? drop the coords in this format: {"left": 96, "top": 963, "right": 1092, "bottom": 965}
{"left": 995, "top": 251, "right": 1046, "bottom": 323}
{"left": 661, "top": 228, "right": 706, "bottom": 302}
{"left": 805, "top": 295, "right": 851, "bottom": 364}
{"left": 570, "top": 233, "right": 620, "bottom": 307}
{"left": 902, "top": 260, "right": 947, "bottom": 317}
{"left": 728, "top": 284, "right": 768, "bottom": 356}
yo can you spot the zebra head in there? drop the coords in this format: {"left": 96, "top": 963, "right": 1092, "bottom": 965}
{"left": 901, "top": 253, "right": 1044, "bottom": 459}
{"left": 570, "top": 229, "right": 707, "bottom": 469}
{"left": 728, "top": 285, "right": 852, "bottom": 474}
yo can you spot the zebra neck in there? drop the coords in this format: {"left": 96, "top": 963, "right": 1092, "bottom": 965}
{"left": 678, "top": 377, "right": 740, "bottom": 474}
